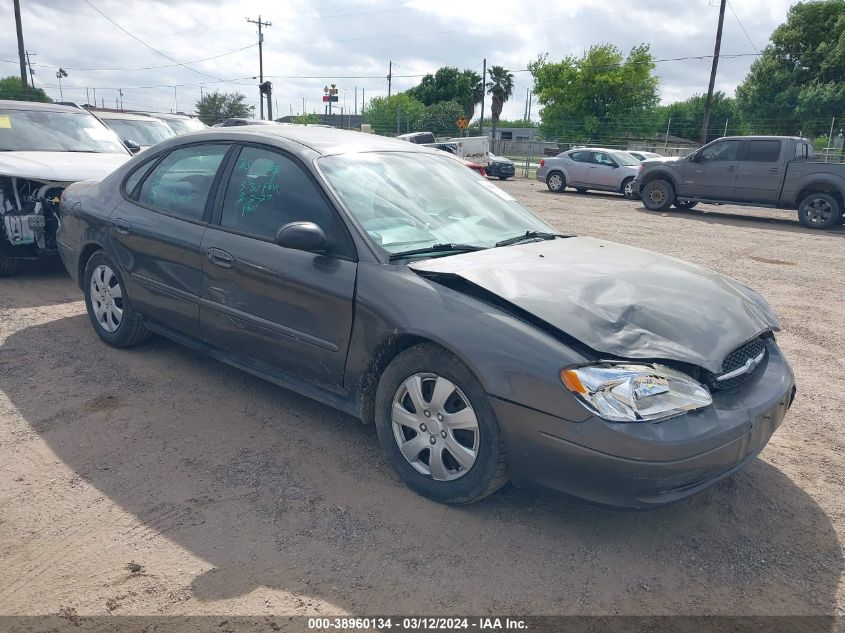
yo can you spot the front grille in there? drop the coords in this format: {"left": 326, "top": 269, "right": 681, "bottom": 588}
{"left": 703, "top": 337, "right": 767, "bottom": 391}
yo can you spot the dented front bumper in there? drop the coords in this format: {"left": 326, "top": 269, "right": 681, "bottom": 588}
{"left": 493, "top": 340, "right": 796, "bottom": 509}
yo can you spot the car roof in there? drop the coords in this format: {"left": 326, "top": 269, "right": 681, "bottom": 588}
{"left": 159, "top": 126, "right": 438, "bottom": 157}
{"left": 0, "top": 100, "right": 96, "bottom": 114}
{"left": 137, "top": 112, "right": 196, "bottom": 121}
{"left": 93, "top": 110, "right": 169, "bottom": 122}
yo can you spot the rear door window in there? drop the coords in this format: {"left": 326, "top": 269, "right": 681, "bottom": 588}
{"left": 568, "top": 151, "right": 589, "bottom": 162}
{"left": 744, "top": 140, "right": 782, "bottom": 162}
{"left": 136, "top": 143, "right": 229, "bottom": 221}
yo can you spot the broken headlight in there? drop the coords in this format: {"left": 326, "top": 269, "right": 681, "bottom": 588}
{"left": 560, "top": 363, "right": 712, "bottom": 422}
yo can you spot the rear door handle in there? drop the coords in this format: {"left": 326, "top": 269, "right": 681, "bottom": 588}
{"left": 727, "top": 165, "right": 737, "bottom": 172}
{"left": 207, "top": 247, "right": 234, "bottom": 268}
{"left": 112, "top": 218, "right": 131, "bottom": 234}
{"left": 770, "top": 167, "right": 780, "bottom": 173}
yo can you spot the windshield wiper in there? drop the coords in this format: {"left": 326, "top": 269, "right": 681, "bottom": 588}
{"left": 389, "top": 243, "right": 486, "bottom": 261}
{"left": 495, "top": 231, "right": 561, "bottom": 247}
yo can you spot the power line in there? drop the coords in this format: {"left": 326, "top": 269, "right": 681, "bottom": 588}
{"left": 13, "top": 43, "right": 258, "bottom": 73}
{"left": 81, "top": 0, "right": 223, "bottom": 82}
{"left": 726, "top": 0, "right": 760, "bottom": 53}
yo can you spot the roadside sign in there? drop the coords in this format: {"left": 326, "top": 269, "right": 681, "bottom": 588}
{"left": 456, "top": 116, "right": 469, "bottom": 130}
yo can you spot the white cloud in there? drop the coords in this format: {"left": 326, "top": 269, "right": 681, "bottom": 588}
{"left": 1, "top": 0, "right": 792, "bottom": 122}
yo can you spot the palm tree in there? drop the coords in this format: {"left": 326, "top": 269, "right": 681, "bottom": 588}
{"left": 486, "top": 66, "right": 514, "bottom": 144}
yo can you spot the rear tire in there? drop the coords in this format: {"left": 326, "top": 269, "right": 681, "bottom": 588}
{"left": 498, "top": 176, "right": 510, "bottom": 181}
{"left": 374, "top": 343, "right": 509, "bottom": 504}
{"left": 83, "top": 251, "right": 152, "bottom": 348}
{"left": 546, "top": 171, "right": 566, "bottom": 193}
{"left": 641, "top": 179, "right": 675, "bottom": 212}
{"left": 797, "top": 192, "right": 842, "bottom": 229}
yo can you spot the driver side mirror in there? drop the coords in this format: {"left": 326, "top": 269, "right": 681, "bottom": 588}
{"left": 275, "top": 221, "right": 326, "bottom": 253}
{"left": 123, "top": 139, "right": 141, "bottom": 154}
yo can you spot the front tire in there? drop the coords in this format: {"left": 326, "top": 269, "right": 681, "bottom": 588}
{"left": 641, "top": 179, "right": 675, "bottom": 212}
{"left": 621, "top": 177, "right": 637, "bottom": 199}
{"left": 83, "top": 251, "right": 151, "bottom": 348}
{"left": 798, "top": 193, "right": 842, "bottom": 229}
{"left": 374, "top": 343, "right": 509, "bottom": 504}
{"left": 546, "top": 171, "right": 566, "bottom": 193}
{"left": 498, "top": 176, "right": 510, "bottom": 181}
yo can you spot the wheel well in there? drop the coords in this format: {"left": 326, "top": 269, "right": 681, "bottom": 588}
{"left": 797, "top": 184, "right": 844, "bottom": 209}
{"left": 355, "top": 333, "right": 436, "bottom": 424}
{"left": 640, "top": 171, "right": 676, "bottom": 190}
{"left": 546, "top": 169, "right": 564, "bottom": 181}
{"left": 76, "top": 243, "right": 104, "bottom": 291}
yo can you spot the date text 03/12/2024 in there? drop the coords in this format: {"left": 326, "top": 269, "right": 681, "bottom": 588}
{"left": 307, "top": 617, "right": 528, "bottom": 631}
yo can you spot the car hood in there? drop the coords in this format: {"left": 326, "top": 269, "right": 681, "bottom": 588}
{"left": 409, "top": 237, "right": 780, "bottom": 373}
{"left": 0, "top": 151, "right": 130, "bottom": 182}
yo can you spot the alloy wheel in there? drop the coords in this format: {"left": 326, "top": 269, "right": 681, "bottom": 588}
{"left": 90, "top": 264, "right": 123, "bottom": 333}
{"left": 391, "top": 373, "right": 480, "bottom": 481}
{"left": 623, "top": 180, "right": 635, "bottom": 198}
{"left": 804, "top": 198, "right": 833, "bottom": 225}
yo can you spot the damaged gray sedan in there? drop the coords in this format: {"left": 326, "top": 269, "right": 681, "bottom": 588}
{"left": 56, "top": 126, "right": 796, "bottom": 508}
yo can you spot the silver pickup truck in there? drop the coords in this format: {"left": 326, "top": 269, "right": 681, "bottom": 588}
{"left": 632, "top": 136, "right": 845, "bottom": 229}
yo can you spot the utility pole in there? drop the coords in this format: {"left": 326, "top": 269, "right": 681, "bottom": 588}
{"left": 119, "top": 88, "right": 124, "bottom": 111}
{"left": 387, "top": 61, "right": 392, "bottom": 97}
{"left": 523, "top": 87, "right": 529, "bottom": 121}
{"left": 25, "top": 50, "right": 35, "bottom": 89}
{"left": 479, "top": 58, "right": 486, "bottom": 136}
{"left": 13, "top": 0, "right": 28, "bottom": 92}
{"left": 354, "top": 86, "right": 357, "bottom": 116}
{"left": 361, "top": 88, "right": 365, "bottom": 114}
{"left": 247, "top": 15, "right": 272, "bottom": 119}
{"left": 700, "top": 0, "right": 726, "bottom": 146}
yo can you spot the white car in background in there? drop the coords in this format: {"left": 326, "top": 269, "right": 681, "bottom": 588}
{"left": 535, "top": 148, "right": 641, "bottom": 198}
{"left": 0, "top": 100, "right": 131, "bottom": 275}
{"left": 628, "top": 150, "right": 663, "bottom": 161}
{"left": 92, "top": 110, "right": 176, "bottom": 153}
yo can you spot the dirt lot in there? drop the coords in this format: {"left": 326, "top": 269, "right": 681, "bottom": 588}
{"left": 1, "top": 179, "right": 844, "bottom": 622}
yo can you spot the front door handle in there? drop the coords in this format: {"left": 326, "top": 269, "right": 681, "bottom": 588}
{"left": 207, "top": 247, "right": 234, "bottom": 268}
{"left": 727, "top": 165, "right": 737, "bottom": 172}
{"left": 770, "top": 167, "right": 780, "bottom": 173}
{"left": 112, "top": 218, "right": 131, "bottom": 235}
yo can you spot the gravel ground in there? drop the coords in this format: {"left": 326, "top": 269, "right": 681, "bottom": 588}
{"left": 0, "top": 178, "right": 843, "bottom": 622}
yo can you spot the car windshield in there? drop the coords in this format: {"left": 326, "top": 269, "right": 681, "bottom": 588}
{"left": 163, "top": 117, "right": 206, "bottom": 135}
{"left": 318, "top": 151, "right": 553, "bottom": 255}
{"left": 610, "top": 151, "right": 640, "bottom": 166}
{"left": 101, "top": 118, "right": 176, "bottom": 146}
{"left": 0, "top": 109, "right": 128, "bottom": 153}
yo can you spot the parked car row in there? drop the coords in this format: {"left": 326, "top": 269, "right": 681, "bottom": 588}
{"left": 0, "top": 101, "right": 212, "bottom": 275}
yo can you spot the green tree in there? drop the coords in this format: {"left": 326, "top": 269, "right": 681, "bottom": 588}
{"left": 654, "top": 92, "right": 740, "bottom": 143}
{"left": 195, "top": 90, "right": 250, "bottom": 126}
{"left": 363, "top": 94, "right": 426, "bottom": 135}
{"left": 529, "top": 44, "right": 659, "bottom": 141}
{"left": 735, "top": 0, "right": 845, "bottom": 136}
{"left": 291, "top": 113, "right": 322, "bottom": 124}
{"left": 0, "top": 76, "right": 52, "bottom": 103}
{"left": 486, "top": 66, "right": 514, "bottom": 142}
{"left": 406, "top": 67, "right": 483, "bottom": 118}
{"left": 418, "top": 100, "right": 465, "bottom": 136}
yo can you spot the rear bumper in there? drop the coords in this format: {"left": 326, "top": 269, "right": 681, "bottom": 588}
{"left": 492, "top": 343, "right": 795, "bottom": 509}
{"left": 631, "top": 178, "right": 643, "bottom": 195}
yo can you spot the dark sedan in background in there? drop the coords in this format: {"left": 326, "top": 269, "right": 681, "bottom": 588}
{"left": 57, "top": 127, "right": 795, "bottom": 508}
